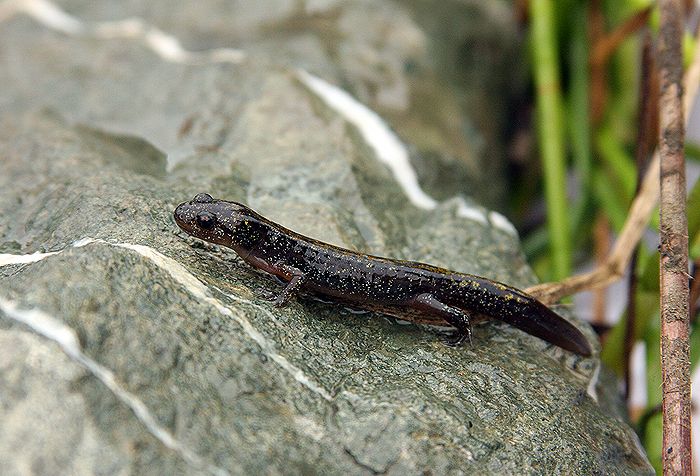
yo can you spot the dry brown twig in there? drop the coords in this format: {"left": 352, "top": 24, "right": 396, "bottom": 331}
{"left": 525, "top": 22, "right": 700, "bottom": 304}
{"left": 657, "top": 0, "right": 691, "bottom": 472}
{"left": 525, "top": 157, "right": 659, "bottom": 304}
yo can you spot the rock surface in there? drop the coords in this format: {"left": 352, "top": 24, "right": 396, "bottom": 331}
{"left": 0, "top": 1, "right": 652, "bottom": 475}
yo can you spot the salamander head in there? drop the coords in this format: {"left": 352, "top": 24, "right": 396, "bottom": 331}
{"left": 174, "top": 193, "right": 259, "bottom": 248}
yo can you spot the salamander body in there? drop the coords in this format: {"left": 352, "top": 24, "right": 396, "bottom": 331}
{"left": 174, "top": 193, "right": 592, "bottom": 356}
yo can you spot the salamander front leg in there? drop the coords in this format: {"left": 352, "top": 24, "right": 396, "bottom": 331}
{"left": 273, "top": 263, "right": 306, "bottom": 307}
{"left": 412, "top": 293, "right": 472, "bottom": 347}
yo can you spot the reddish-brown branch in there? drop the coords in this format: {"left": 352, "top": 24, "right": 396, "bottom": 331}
{"left": 589, "top": 5, "right": 652, "bottom": 123}
{"left": 513, "top": 0, "right": 529, "bottom": 26}
{"left": 590, "top": 7, "right": 653, "bottom": 70}
{"left": 623, "top": 251, "right": 639, "bottom": 401}
{"left": 636, "top": 29, "right": 661, "bottom": 176}
{"left": 658, "top": 0, "right": 691, "bottom": 473}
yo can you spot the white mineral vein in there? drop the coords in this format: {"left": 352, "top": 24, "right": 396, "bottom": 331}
{"left": 0, "top": 296, "right": 230, "bottom": 476}
{"left": 0, "top": 238, "right": 333, "bottom": 402}
{"left": 0, "top": 0, "right": 245, "bottom": 63}
{"left": 296, "top": 69, "right": 518, "bottom": 235}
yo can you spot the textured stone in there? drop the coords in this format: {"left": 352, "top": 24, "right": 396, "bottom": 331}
{"left": 0, "top": 1, "right": 652, "bottom": 475}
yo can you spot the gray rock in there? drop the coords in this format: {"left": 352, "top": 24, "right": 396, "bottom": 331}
{"left": 0, "top": 1, "right": 652, "bottom": 475}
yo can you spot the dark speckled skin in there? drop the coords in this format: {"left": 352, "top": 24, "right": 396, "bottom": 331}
{"left": 174, "top": 194, "right": 592, "bottom": 356}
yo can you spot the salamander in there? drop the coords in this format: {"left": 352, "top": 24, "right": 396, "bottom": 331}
{"left": 174, "top": 193, "right": 592, "bottom": 356}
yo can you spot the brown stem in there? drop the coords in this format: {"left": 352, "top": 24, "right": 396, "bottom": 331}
{"left": 636, "top": 29, "right": 661, "bottom": 177}
{"left": 589, "top": 6, "right": 652, "bottom": 124}
{"left": 658, "top": 0, "right": 691, "bottom": 473}
{"left": 513, "top": 0, "right": 529, "bottom": 26}
{"left": 623, "top": 251, "right": 638, "bottom": 402}
{"left": 590, "top": 7, "right": 653, "bottom": 70}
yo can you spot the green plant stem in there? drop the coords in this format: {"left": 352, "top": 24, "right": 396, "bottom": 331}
{"left": 567, "top": 3, "right": 593, "bottom": 240}
{"left": 529, "top": 0, "right": 571, "bottom": 279}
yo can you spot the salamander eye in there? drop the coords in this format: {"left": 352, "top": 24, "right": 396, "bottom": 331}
{"left": 193, "top": 193, "right": 214, "bottom": 203}
{"left": 196, "top": 212, "right": 216, "bottom": 229}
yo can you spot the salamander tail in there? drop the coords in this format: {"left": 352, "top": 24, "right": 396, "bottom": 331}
{"left": 496, "top": 298, "right": 593, "bottom": 356}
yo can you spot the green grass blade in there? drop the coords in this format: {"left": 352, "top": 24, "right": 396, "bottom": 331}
{"left": 529, "top": 0, "right": 571, "bottom": 279}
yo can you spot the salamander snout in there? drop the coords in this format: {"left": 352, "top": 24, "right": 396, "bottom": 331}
{"left": 173, "top": 201, "right": 198, "bottom": 234}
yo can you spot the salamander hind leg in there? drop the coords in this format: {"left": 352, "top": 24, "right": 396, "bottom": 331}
{"left": 411, "top": 293, "right": 472, "bottom": 347}
{"left": 273, "top": 263, "right": 306, "bottom": 307}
